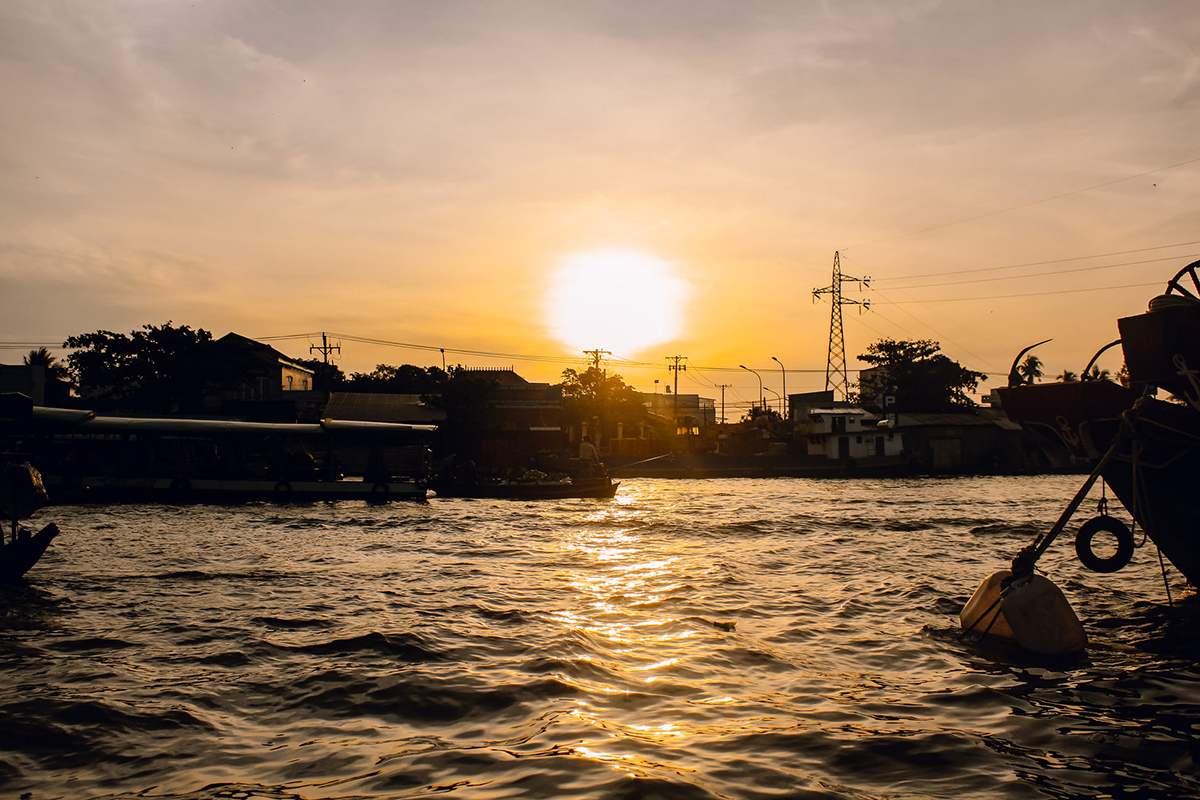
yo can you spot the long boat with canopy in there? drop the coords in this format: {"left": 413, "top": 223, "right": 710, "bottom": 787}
{"left": 0, "top": 395, "right": 436, "bottom": 503}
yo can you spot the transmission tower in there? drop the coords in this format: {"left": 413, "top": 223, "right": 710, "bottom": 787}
{"left": 812, "top": 251, "right": 869, "bottom": 401}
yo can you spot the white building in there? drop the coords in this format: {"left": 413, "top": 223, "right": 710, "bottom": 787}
{"left": 801, "top": 407, "right": 904, "bottom": 460}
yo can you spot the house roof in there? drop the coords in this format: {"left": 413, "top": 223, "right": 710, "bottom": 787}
{"left": 215, "top": 333, "right": 314, "bottom": 374}
{"left": 324, "top": 392, "right": 445, "bottom": 423}
{"left": 807, "top": 407, "right": 872, "bottom": 416}
{"left": 457, "top": 367, "right": 528, "bottom": 385}
{"left": 894, "top": 411, "right": 1021, "bottom": 430}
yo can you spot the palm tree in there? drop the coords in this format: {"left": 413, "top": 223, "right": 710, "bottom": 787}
{"left": 23, "top": 347, "right": 67, "bottom": 379}
{"left": 1084, "top": 366, "right": 1111, "bottom": 382}
{"left": 1057, "top": 369, "right": 1078, "bottom": 382}
{"left": 1018, "top": 354, "right": 1044, "bottom": 385}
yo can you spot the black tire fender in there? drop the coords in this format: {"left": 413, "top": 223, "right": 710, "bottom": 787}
{"left": 370, "top": 482, "right": 390, "bottom": 500}
{"left": 273, "top": 480, "right": 293, "bottom": 501}
{"left": 1074, "top": 515, "right": 1134, "bottom": 573}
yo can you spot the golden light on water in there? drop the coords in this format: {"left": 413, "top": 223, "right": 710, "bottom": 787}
{"left": 545, "top": 249, "right": 690, "bottom": 356}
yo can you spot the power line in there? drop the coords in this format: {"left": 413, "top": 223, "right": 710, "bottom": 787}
{"left": 874, "top": 280, "right": 1162, "bottom": 305}
{"left": 882, "top": 252, "right": 1199, "bottom": 291}
{"left": 870, "top": 287, "right": 997, "bottom": 371}
{"left": 844, "top": 152, "right": 1200, "bottom": 250}
{"left": 876, "top": 239, "right": 1200, "bottom": 282}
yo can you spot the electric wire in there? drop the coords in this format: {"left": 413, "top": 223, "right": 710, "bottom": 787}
{"left": 873, "top": 280, "right": 1162, "bottom": 305}
{"left": 843, "top": 152, "right": 1200, "bottom": 250}
{"left": 882, "top": 251, "right": 1200, "bottom": 291}
{"left": 876, "top": 239, "right": 1200, "bottom": 282}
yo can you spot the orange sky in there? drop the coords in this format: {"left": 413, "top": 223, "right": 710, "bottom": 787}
{"left": 2, "top": 1, "right": 1198, "bottom": 404}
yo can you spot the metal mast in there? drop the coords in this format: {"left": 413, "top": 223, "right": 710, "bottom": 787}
{"left": 812, "top": 251, "right": 869, "bottom": 401}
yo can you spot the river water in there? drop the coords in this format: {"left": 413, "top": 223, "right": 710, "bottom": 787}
{"left": 1, "top": 477, "right": 1197, "bottom": 799}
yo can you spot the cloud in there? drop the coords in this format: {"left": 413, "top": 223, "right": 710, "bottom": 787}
{"left": 0, "top": 1, "right": 1198, "bottom": 378}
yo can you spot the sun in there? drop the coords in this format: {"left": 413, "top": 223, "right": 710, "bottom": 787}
{"left": 545, "top": 249, "right": 690, "bottom": 357}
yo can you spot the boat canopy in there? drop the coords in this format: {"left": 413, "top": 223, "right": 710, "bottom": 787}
{"left": 24, "top": 407, "right": 437, "bottom": 436}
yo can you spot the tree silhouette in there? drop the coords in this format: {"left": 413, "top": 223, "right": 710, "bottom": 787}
{"left": 1056, "top": 369, "right": 1078, "bottom": 382}
{"left": 857, "top": 339, "right": 987, "bottom": 411}
{"left": 63, "top": 322, "right": 212, "bottom": 412}
{"left": 1018, "top": 354, "right": 1044, "bottom": 384}
{"left": 23, "top": 347, "right": 67, "bottom": 380}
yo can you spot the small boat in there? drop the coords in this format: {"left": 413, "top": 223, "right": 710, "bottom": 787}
{"left": 1, "top": 461, "right": 58, "bottom": 581}
{"left": 1, "top": 523, "right": 59, "bottom": 582}
{"left": 995, "top": 260, "right": 1200, "bottom": 586}
{"left": 432, "top": 475, "right": 619, "bottom": 500}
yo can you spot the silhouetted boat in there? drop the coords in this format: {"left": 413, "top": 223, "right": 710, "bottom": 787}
{"left": 0, "top": 399, "right": 436, "bottom": 504}
{"left": 996, "top": 260, "right": 1200, "bottom": 586}
{"left": 1, "top": 523, "right": 59, "bottom": 582}
{"left": 1, "top": 461, "right": 57, "bottom": 581}
{"left": 432, "top": 475, "right": 619, "bottom": 500}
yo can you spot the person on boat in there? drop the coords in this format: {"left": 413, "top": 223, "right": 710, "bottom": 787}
{"left": 578, "top": 436, "right": 606, "bottom": 480}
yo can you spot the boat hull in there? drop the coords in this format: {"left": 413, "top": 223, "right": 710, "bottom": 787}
{"left": 44, "top": 476, "right": 426, "bottom": 504}
{"left": 996, "top": 383, "right": 1200, "bottom": 585}
{"left": 0, "top": 523, "right": 59, "bottom": 582}
{"left": 432, "top": 478, "right": 619, "bottom": 500}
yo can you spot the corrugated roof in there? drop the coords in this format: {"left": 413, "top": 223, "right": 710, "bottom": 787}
{"left": 324, "top": 392, "right": 445, "bottom": 423}
{"left": 894, "top": 412, "right": 1021, "bottom": 430}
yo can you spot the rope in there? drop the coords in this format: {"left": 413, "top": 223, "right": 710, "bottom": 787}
{"left": 1130, "top": 433, "right": 1173, "bottom": 606}
{"left": 960, "top": 584, "right": 1012, "bottom": 640}
{"left": 1157, "top": 545, "right": 1174, "bottom": 607}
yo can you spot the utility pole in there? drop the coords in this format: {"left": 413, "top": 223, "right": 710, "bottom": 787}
{"left": 812, "top": 251, "right": 869, "bottom": 401}
{"left": 309, "top": 332, "right": 341, "bottom": 365}
{"left": 583, "top": 348, "right": 611, "bottom": 372}
{"left": 716, "top": 384, "right": 731, "bottom": 424}
{"left": 666, "top": 355, "right": 687, "bottom": 433}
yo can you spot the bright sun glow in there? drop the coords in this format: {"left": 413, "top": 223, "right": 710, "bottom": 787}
{"left": 545, "top": 249, "right": 689, "bottom": 356}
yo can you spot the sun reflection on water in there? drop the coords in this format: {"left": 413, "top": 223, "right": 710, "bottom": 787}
{"left": 554, "top": 499, "right": 714, "bottom": 779}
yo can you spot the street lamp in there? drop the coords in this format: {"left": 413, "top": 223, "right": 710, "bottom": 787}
{"left": 739, "top": 364, "right": 763, "bottom": 413}
{"left": 771, "top": 356, "right": 787, "bottom": 420}
{"left": 765, "top": 387, "right": 782, "bottom": 416}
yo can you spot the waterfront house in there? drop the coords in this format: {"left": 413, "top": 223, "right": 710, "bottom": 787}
{"left": 197, "top": 333, "right": 320, "bottom": 421}
{"left": 796, "top": 406, "right": 904, "bottom": 460}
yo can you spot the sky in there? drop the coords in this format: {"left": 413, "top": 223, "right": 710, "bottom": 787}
{"left": 1, "top": 0, "right": 1198, "bottom": 403}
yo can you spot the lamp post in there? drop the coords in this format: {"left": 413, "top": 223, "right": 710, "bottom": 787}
{"left": 739, "top": 364, "right": 763, "bottom": 413}
{"left": 765, "top": 387, "right": 782, "bottom": 416}
{"left": 771, "top": 356, "right": 787, "bottom": 420}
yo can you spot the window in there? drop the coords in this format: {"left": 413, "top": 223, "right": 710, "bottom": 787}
{"left": 287, "top": 375, "right": 294, "bottom": 389}
{"left": 855, "top": 435, "right": 862, "bottom": 443}
{"left": 302, "top": 378, "right": 309, "bottom": 390}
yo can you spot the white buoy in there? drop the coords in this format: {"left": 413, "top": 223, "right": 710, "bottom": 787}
{"left": 961, "top": 570, "right": 1086, "bottom": 656}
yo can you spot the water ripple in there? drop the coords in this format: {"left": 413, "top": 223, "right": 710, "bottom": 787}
{"left": 1, "top": 476, "right": 1197, "bottom": 798}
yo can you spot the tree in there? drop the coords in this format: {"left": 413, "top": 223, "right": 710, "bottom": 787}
{"left": 1083, "top": 366, "right": 1111, "bottom": 382}
{"left": 1057, "top": 369, "right": 1078, "bottom": 383}
{"left": 1116, "top": 363, "right": 1130, "bottom": 388}
{"left": 856, "top": 338, "right": 987, "bottom": 412}
{"left": 559, "top": 367, "right": 643, "bottom": 425}
{"left": 63, "top": 322, "right": 212, "bottom": 412}
{"left": 345, "top": 363, "right": 448, "bottom": 394}
{"left": 1018, "top": 354, "right": 1044, "bottom": 384}
{"left": 23, "top": 347, "right": 67, "bottom": 380}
